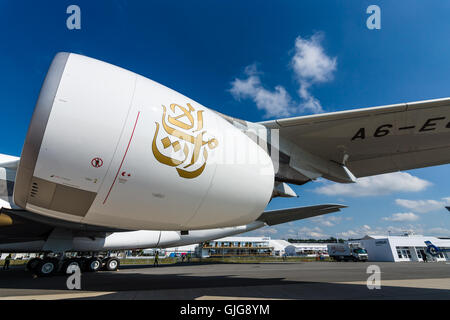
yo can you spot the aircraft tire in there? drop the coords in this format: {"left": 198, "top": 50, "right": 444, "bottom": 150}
{"left": 36, "top": 258, "right": 58, "bottom": 277}
{"left": 86, "top": 257, "right": 102, "bottom": 272}
{"left": 26, "top": 258, "right": 41, "bottom": 272}
{"left": 104, "top": 257, "right": 120, "bottom": 271}
{"left": 62, "top": 258, "right": 82, "bottom": 274}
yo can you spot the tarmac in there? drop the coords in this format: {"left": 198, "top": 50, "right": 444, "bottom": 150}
{"left": 0, "top": 261, "right": 449, "bottom": 300}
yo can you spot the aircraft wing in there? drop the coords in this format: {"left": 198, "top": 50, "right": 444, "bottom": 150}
{"left": 261, "top": 98, "right": 450, "bottom": 181}
{"left": 257, "top": 204, "right": 346, "bottom": 226}
{"left": 0, "top": 154, "right": 19, "bottom": 210}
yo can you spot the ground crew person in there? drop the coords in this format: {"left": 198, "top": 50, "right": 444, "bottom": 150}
{"left": 154, "top": 251, "right": 159, "bottom": 267}
{"left": 3, "top": 254, "right": 12, "bottom": 270}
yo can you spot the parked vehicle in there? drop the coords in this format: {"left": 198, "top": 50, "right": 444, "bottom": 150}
{"left": 327, "top": 243, "right": 368, "bottom": 262}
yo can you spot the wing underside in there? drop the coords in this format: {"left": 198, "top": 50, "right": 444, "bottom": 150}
{"left": 261, "top": 98, "right": 450, "bottom": 180}
{"left": 257, "top": 204, "right": 346, "bottom": 226}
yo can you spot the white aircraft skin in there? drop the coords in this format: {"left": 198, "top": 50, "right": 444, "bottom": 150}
{"left": 1, "top": 52, "right": 449, "bottom": 263}
{"left": 0, "top": 149, "right": 343, "bottom": 255}
{"left": 14, "top": 53, "right": 274, "bottom": 231}
{"left": 0, "top": 221, "right": 264, "bottom": 253}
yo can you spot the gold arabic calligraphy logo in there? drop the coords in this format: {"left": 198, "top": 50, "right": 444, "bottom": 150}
{"left": 152, "top": 103, "right": 218, "bottom": 179}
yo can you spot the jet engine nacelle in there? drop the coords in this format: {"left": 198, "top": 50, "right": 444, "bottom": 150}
{"left": 14, "top": 53, "right": 274, "bottom": 230}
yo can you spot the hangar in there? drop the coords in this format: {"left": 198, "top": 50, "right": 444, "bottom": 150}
{"left": 200, "top": 237, "right": 275, "bottom": 257}
{"left": 4, "top": 234, "right": 450, "bottom": 263}
{"left": 359, "top": 233, "right": 450, "bottom": 262}
{"left": 172, "top": 234, "right": 450, "bottom": 262}
{"left": 163, "top": 237, "right": 326, "bottom": 258}
{"left": 284, "top": 243, "right": 329, "bottom": 257}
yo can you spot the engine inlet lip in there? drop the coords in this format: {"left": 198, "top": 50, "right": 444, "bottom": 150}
{"left": 13, "top": 52, "right": 70, "bottom": 209}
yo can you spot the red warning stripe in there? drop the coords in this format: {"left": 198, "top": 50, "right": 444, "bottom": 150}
{"left": 103, "top": 111, "right": 141, "bottom": 205}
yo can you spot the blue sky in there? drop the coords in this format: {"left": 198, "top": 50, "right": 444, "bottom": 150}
{"left": 1, "top": 1, "right": 449, "bottom": 238}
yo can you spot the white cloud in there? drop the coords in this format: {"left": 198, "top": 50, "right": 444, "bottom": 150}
{"left": 382, "top": 212, "right": 420, "bottom": 222}
{"left": 427, "top": 227, "right": 450, "bottom": 236}
{"left": 314, "top": 172, "right": 431, "bottom": 197}
{"left": 297, "top": 81, "right": 324, "bottom": 114}
{"left": 229, "top": 65, "right": 294, "bottom": 118}
{"left": 395, "top": 198, "right": 450, "bottom": 214}
{"left": 338, "top": 230, "right": 360, "bottom": 238}
{"left": 291, "top": 33, "right": 337, "bottom": 83}
{"left": 338, "top": 224, "right": 424, "bottom": 239}
{"left": 291, "top": 33, "right": 337, "bottom": 113}
{"left": 230, "top": 32, "right": 336, "bottom": 117}
{"left": 297, "top": 226, "right": 329, "bottom": 239}
{"left": 311, "top": 215, "right": 343, "bottom": 227}
{"left": 254, "top": 226, "right": 279, "bottom": 236}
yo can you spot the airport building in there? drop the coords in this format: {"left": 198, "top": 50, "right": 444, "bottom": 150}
{"left": 136, "top": 237, "right": 309, "bottom": 258}
{"left": 0, "top": 253, "right": 36, "bottom": 260}
{"left": 200, "top": 237, "right": 274, "bottom": 257}
{"left": 3, "top": 234, "right": 449, "bottom": 263}
{"left": 284, "top": 243, "right": 329, "bottom": 257}
{"left": 192, "top": 234, "right": 450, "bottom": 261}
{"left": 358, "top": 234, "right": 450, "bottom": 262}
{"left": 140, "top": 244, "right": 198, "bottom": 258}
{"left": 197, "top": 237, "right": 324, "bottom": 258}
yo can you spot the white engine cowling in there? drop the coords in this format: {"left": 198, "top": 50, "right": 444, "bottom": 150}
{"left": 14, "top": 53, "right": 274, "bottom": 230}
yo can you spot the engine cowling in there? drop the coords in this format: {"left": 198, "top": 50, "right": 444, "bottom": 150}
{"left": 14, "top": 53, "right": 274, "bottom": 230}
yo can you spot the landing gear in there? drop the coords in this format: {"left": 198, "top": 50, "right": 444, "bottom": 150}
{"left": 103, "top": 257, "right": 120, "bottom": 271}
{"left": 26, "top": 257, "right": 41, "bottom": 272}
{"left": 36, "top": 258, "right": 59, "bottom": 277}
{"left": 62, "top": 258, "right": 83, "bottom": 274}
{"left": 26, "top": 253, "right": 121, "bottom": 277}
{"left": 86, "top": 257, "right": 102, "bottom": 272}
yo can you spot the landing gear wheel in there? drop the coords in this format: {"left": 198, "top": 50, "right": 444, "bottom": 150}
{"left": 79, "top": 257, "right": 89, "bottom": 272}
{"left": 26, "top": 258, "right": 41, "bottom": 272}
{"left": 62, "top": 258, "right": 82, "bottom": 274}
{"left": 104, "top": 257, "right": 120, "bottom": 271}
{"left": 86, "top": 257, "right": 102, "bottom": 272}
{"left": 36, "top": 258, "right": 58, "bottom": 277}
